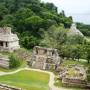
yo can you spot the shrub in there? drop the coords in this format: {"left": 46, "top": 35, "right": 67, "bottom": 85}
{"left": 9, "top": 54, "right": 22, "bottom": 69}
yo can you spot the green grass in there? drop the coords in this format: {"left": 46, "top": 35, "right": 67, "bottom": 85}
{"left": 54, "top": 76, "right": 63, "bottom": 87}
{"left": 0, "top": 70, "right": 50, "bottom": 90}
{"left": 61, "top": 59, "right": 90, "bottom": 67}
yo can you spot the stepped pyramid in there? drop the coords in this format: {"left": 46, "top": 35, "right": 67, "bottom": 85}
{"left": 69, "top": 23, "right": 84, "bottom": 36}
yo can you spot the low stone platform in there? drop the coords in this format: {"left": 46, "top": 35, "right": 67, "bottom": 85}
{"left": 0, "top": 54, "right": 9, "bottom": 68}
{"left": 59, "top": 65, "right": 87, "bottom": 87}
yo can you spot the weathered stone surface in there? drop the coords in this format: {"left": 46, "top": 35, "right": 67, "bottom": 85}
{"left": 30, "top": 46, "right": 60, "bottom": 70}
{"left": 0, "top": 83, "right": 22, "bottom": 90}
{"left": 68, "top": 23, "right": 84, "bottom": 36}
{"left": 59, "top": 65, "right": 87, "bottom": 87}
{"left": 0, "top": 27, "right": 20, "bottom": 52}
{"left": 0, "top": 54, "right": 9, "bottom": 68}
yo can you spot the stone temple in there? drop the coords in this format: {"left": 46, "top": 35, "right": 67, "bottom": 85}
{"left": 59, "top": 65, "right": 87, "bottom": 87}
{"left": 30, "top": 46, "right": 60, "bottom": 70}
{"left": 0, "top": 27, "right": 20, "bottom": 52}
{"left": 69, "top": 23, "right": 84, "bottom": 36}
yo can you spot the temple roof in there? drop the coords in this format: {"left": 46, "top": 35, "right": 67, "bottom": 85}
{"left": 0, "top": 27, "right": 19, "bottom": 42}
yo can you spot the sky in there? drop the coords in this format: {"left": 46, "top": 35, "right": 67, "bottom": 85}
{"left": 41, "top": 0, "right": 90, "bottom": 24}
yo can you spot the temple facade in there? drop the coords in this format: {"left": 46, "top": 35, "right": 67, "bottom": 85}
{"left": 30, "top": 46, "right": 60, "bottom": 70}
{"left": 0, "top": 27, "right": 20, "bottom": 52}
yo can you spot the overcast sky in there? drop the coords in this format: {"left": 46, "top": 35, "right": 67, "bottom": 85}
{"left": 41, "top": 0, "right": 90, "bottom": 24}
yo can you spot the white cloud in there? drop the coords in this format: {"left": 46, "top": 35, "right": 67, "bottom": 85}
{"left": 41, "top": 0, "right": 90, "bottom": 13}
{"left": 41, "top": 0, "right": 90, "bottom": 24}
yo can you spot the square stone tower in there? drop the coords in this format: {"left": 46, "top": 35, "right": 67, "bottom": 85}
{"left": 0, "top": 27, "right": 20, "bottom": 52}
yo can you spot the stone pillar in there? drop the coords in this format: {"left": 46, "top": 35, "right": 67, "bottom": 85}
{"left": 47, "top": 51, "right": 49, "bottom": 56}
{"left": 3, "top": 42, "right": 6, "bottom": 48}
{"left": 6, "top": 42, "right": 8, "bottom": 47}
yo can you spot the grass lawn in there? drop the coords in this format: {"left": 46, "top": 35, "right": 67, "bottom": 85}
{"left": 0, "top": 70, "right": 50, "bottom": 90}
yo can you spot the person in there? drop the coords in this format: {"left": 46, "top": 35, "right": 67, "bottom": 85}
{"left": 46, "top": 63, "right": 50, "bottom": 70}
{"left": 55, "top": 64, "right": 58, "bottom": 70}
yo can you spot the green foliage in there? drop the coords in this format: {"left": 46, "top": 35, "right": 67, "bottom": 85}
{"left": 66, "top": 34, "right": 85, "bottom": 45}
{"left": 84, "top": 44, "right": 90, "bottom": 63}
{"left": 0, "top": 0, "right": 73, "bottom": 49}
{"left": 77, "top": 23, "right": 90, "bottom": 36}
{"left": 25, "top": 15, "right": 44, "bottom": 30}
{"left": 58, "top": 45, "right": 84, "bottom": 60}
{"left": 0, "top": 14, "right": 14, "bottom": 26}
{"left": 0, "top": 4, "right": 8, "bottom": 16}
{"left": 40, "top": 25, "right": 86, "bottom": 60}
{"left": 0, "top": 70, "right": 49, "bottom": 90}
{"left": 40, "top": 25, "right": 68, "bottom": 48}
{"left": 9, "top": 54, "right": 22, "bottom": 69}
{"left": 21, "top": 35, "right": 40, "bottom": 49}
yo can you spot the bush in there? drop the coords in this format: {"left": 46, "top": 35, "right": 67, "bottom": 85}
{"left": 9, "top": 54, "right": 22, "bottom": 69}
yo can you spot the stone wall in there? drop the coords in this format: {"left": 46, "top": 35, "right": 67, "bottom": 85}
{"left": 0, "top": 57, "right": 9, "bottom": 68}
{"left": 0, "top": 83, "right": 22, "bottom": 90}
{"left": 59, "top": 65, "right": 88, "bottom": 88}
{"left": 62, "top": 79, "right": 90, "bottom": 89}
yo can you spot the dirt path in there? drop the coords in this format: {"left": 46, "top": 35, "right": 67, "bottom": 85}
{"left": 0, "top": 68, "right": 74, "bottom": 90}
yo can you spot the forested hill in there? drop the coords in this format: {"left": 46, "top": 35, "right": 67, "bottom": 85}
{"left": 77, "top": 23, "right": 90, "bottom": 36}
{"left": 0, "top": 0, "right": 72, "bottom": 49}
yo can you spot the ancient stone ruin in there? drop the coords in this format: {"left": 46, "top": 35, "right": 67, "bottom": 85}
{"left": 59, "top": 65, "right": 87, "bottom": 87}
{"left": 30, "top": 46, "right": 60, "bottom": 70}
{"left": 0, "top": 54, "right": 9, "bottom": 68}
{"left": 0, "top": 83, "right": 22, "bottom": 90}
{"left": 68, "top": 23, "right": 84, "bottom": 36}
{"left": 0, "top": 57, "right": 9, "bottom": 69}
{"left": 0, "top": 27, "right": 20, "bottom": 52}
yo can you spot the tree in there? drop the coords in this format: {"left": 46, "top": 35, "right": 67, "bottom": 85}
{"left": 0, "top": 4, "right": 8, "bottom": 20}
{"left": 66, "top": 34, "right": 85, "bottom": 45}
{"left": 21, "top": 35, "right": 40, "bottom": 49}
{"left": 85, "top": 45, "right": 90, "bottom": 63}
{"left": 63, "top": 16, "right": 73, "bottom": 28}
{"left": 75, "top": 45, "right": 83, "bottom": 61}
{"left": 45, "top": 3, "right": 57, "bottom": 13}
{"left": 25, "top": 15, "right": 44, "bottom": 30}
{"left": 40, "top": 25, "right": 68, "bottom": 48}
{"left": 0, "top": 14, "right": 14, "bottom": 26}
{"left": 59, "top": 10, "right": 65, "bottom": 17}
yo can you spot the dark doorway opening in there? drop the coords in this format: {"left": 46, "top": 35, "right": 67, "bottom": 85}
{"left": 0, "top": 41, "right": 3, "bottom": 46}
